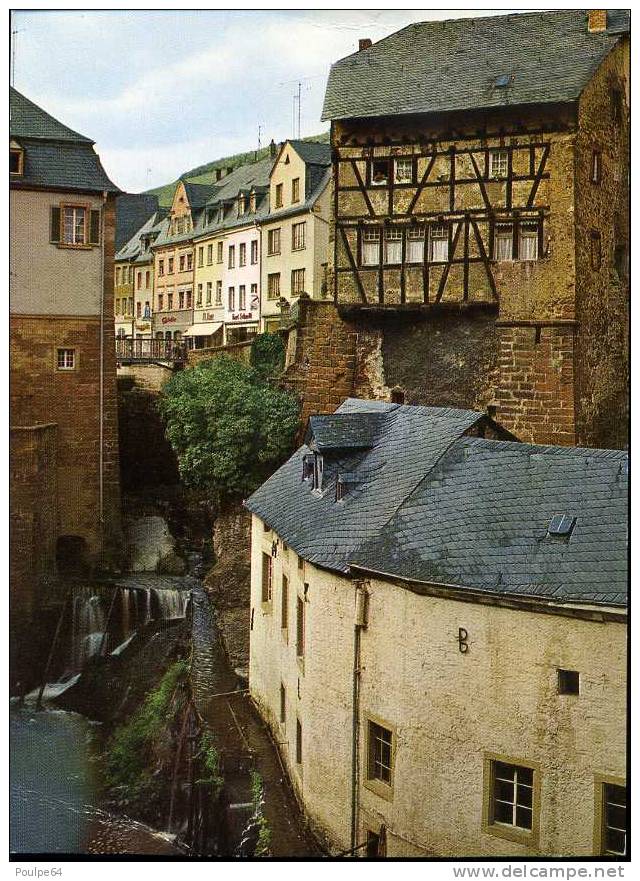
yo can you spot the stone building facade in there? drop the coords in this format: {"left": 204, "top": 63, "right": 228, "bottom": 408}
{"left": 320, "top": 10, "right": 630, "bottom": 449}
{"left": 246, "top": 400, "right": 628, "bottom": 858}
{"left": 10, "top": 87, "right": 121, "bottom": 587}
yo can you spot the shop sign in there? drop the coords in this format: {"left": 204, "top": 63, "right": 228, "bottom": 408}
{"left": 231, "top": 311, "right": 254, "bottom": 322}
{"left": 161, "top": 316, "right": 177, "bottom": 324}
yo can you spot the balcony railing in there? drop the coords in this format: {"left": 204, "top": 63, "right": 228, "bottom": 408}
{"left": 115, "top": 338, "right": 186, "bottom": 364}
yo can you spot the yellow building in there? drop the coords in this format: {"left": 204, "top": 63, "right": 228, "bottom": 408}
{"left": 114, "top": 211, "right": 163, "bottom": 340}
{"left": 246, "top": 400, "right": 628, "bottom": 858}
{"left": 114, "top": 257, "right": 134, "bottom": 339}
{"left": 260, "top": 140, "right": 331, "bottom": 333}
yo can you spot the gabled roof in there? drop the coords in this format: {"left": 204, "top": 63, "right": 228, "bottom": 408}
{"left": 245, "top": 399, "right": 483, "bottom": 574}
{"left": 281, "top": 139, "right": 331, "bottom": 168}
{"left": 182, "top": 181, "right": 218, "bottom": 209}
{"left": 321, "top": 9, "right": 630, "bottom": 122}
{"left": 9, "top": 87, "right": 118, "bottom": 193}
{"left": 10, "top": 87, "right": 92, "bottom": 143}
{"left": 245, "top": 400, "right": 628, "bottom": 608}
{"left": 116, "top": 210, "right": 163, "bottom": 261}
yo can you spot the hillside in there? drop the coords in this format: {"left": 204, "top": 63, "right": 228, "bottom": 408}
{"left": 146, "top": 131, "right": 330, "bottom": 207}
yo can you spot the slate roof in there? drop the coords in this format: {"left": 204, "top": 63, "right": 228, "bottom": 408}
{"left": 10, "top": 87, "right": 118, "bottom": 193}
{"left": 115, "top": 193, "right": 160, "bottom": 251}
{"left": 245, "top": 400, "right": 628, "bottom": 608}
{"left": 285, "top": 140, "right": 331, "bottom": 167}
{"left": 191, "top": 157, "right": 274, "bottom": 241}
{"left": 116, "top": 210, "right": 163, "bottom": 262}
{"left": 306, "top": 412, "right": 386, "bottom": 451}
{"left": 321, "top": 9, "right": 630, "bottom": 122}
{"left": 246, "top": 399, "right": 482, "bottom": 574}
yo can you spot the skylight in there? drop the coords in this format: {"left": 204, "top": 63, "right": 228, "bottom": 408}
{"left": 494, "top": 74, "right": 512, "bottom": 88}
{"left": 547, "top": 514, "right": 576, "bottom": 538}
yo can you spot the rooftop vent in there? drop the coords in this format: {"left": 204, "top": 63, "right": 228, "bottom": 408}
{"left": 359, "top": 38, "right": 372, "bottom": 51}
{"left": 336, "top": 472, "right": 358, "bottom": 502}
{"left": 547, "top": 514, "right": 576, "bottom": 539}
{"left": 494, "top": 74, "right": 512, "bottom": 88}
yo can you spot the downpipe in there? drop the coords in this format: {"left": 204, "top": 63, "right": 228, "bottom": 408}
{"left": 99, "top": 190, "right": 107, "bottom": 567}
{"left": 350, "top": 580, "right": 368, "bottom": 853}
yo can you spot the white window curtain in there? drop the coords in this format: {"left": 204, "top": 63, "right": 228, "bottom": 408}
{"left": 519, "top": 225, "right": 539, "bottom": 261}
{"left": 406, "top": 228, "right": 425, "bottom": 263}
{"left": 384, "top": 229, "right": 402, "bottom": 264}
{"left": 430, "top": 225, "right": 449, "bottom": 262}
{"left": 362, "top": 229, "right": 380, "bottom": 266}
{"left": 494, "top": 226, "right": 513, "bottom": 261}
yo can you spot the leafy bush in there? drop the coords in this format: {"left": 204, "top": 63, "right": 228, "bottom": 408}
{"left": 250, "top": 332, "right": 285, "bottom": 381}
{"left": 158, "top": 355, "right": 300, "bottom": 501}
{"left": 103, "top": 660, "right": 188, "bottom": 802}
{"left": 196, "top": 730, "right": 224, "bottom": 793}
{"left": 250, "top": 770, "right": 271, "bottom": 857}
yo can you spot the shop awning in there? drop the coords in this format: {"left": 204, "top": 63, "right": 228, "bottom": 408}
{"left": 183, "top": 322, "right": 223, "bottom": 337}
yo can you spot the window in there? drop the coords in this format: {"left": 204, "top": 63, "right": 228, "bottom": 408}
{"left": 57, "top": 348, "right": 75, "bottom": 370}
{"left": 406, "top": 226, "right": 425, "bottom": 263}
{"left": 158, "top": 293, "right": 164, "bottom": 311}
{"left": 167, "top": 291, "right": 173, "bottom": 310}
{"left": 557, "top": 669, "right": 580, "bottom": 695}
{"left": 371, "top": 158, "right": 389, "bottom": 186}
{"left": 196, "top": 284, "right": 203, "bottom": 306}
{"left": 179, "top": 255, "right": 185, "bottom": 272}
{"left": 144, "top": 301, "right": 150, "bottom": 318}
{"left": 383, "top": 228, "right": 402, "bottom": 264}
{"left": 519, "top": 223, "right": 539, "bottom": 261}
{"left": 115, "top": 298, "right": 120, "bottom": 314}
{"left": 430, "top": 224, "right": 449, "bottom": 262}
{"left": 366, "top": 831, "right": 382, "bottom": 859}
{"left": 238, "top": 195, "right": 245, "bottom": 216}
{"left": 268, "top": 228, "right": 281, "bottom": 256}
{"left": 485, "top": 758, "right": 537, "bottom": 843}
{"left": 207, "top": 244, "right": 213, "bottom": 265}
{"left": 362, "top": 228, "right": 380, "bottom": 266}
{"left": 251, "top": 239, "right": 258, "bottom": 264}
{"left": 145, "top": 271, "right": 150, "bottom": 288}
{"left": 186, "top": 253, "right": 193, "bottom": 271}
{"left": 261, "top": 552, "right": 272, "bottom": 603}
{"left": 168, "top": 257, "right": 174, "bottom": 274}
{"left": 10, "top": 147, "right": 24, "bottom": 175}
{"left": 590, "top": 230, "right": 602, "bottom": 270}
{"left": 137, "top": 272, "right": 142, "bottom": 289}
{"left": 291, "top": 269, "right": 305, "bottom": 295}
{"left": 63, "top": 206, "right": 86, "bottom": 245}
{"left": 367, "top": 720, "right": 393, "bottom": 788}
{"left": 296, "top": 719, "right": 302, "bottom": 764}
{"left": 395, "top": 158, "right": 413, "bottom": 183}
{"left": 598, "top": 782, "right": 627, "bottom": 856}
{"left": 296, "top": 595, "right": 305, "bottom": 657}
{"left": 186, "top": 289, "right": 192, "bottom": 308}
{"left": 215, "top": 281, "right": 222, "bottom": 305}
{"left": 292, "top": 222, "right": 306, "bottom": 251}
{"left": 239, "top": 242, "right": 246, "bottom": 266}
{"left": 198, "top": 247, "right": 204, "bottom": 268}
{"left": 250, "top": 192, "right": 256, "bottom": 212}
{"left": 136, "top": 302, "right": 141, "bottom": 318}
{"left": 281, "top": 574, "right": 288, "bottom": 630}
{"left": 239, "top": 285, "right": 246, "bottom": 309}
{"left": 280, "top": 684, "right": 286, "bottom": 724}
{"left": 591, "top": 150, "right": 602, "bottom": 184}
{"left": 217, "top": 241, "right": 223, "bottom": 263}
{"left": 268, "top": 273, "right": 281, "bottom": 300}
{"left": 179, "top": 290, "right": 185, "bottom": 309}
{"left": 292, "top": 177, "right": 300, "bottom": 203}
{"left": 489, "top": 149, "right": 509, "bottom": 178}
{"left": 275, "top": 183, "right": 283, "bottom": 208}
{"left": 228, "top": 287, "right": 235, "bottom": 310}
{"left": 159, "top": 259, "right": 164, "bottom": 276}
{"left": 494, "top": 224, "right": 513, "bottom": 261}
{"left": 228, "top": 245, "right": 235, "bottom": 269}
{"left": 312, "top": 454, "right": 323, "bottom": 491}
{"left": 115, "top": 267, "right": 121, "bottom": 285}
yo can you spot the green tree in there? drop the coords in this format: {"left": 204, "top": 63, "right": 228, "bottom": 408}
{"left": 158, "top": 355, "right": 300, "bottom": 501}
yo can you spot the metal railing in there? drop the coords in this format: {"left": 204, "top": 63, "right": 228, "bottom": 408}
{"left": 115, "top": 338, "right": 186, "bottom": 364}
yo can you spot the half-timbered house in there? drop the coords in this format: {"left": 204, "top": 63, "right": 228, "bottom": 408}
{"left": 321, "top": 10, "right": 629, "bottom": 449}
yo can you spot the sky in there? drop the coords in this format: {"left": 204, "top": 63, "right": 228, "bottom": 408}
{"left": 11, "top": 8, "right": 509, "bottom": 193}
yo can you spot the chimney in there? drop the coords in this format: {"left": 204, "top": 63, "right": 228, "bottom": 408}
{"left": 226, "top": 166, "right": 233, "bottom": 176}
{"left": 269, "top": 138, "right": 276, "bottom": 158}
{"left": 215, "top": 168, "right": 222, "bottom": 181}
{"left": 587, "top": 10, "right": 607, "bottom": 32}
{"left": 359, "top": 38, "right": 372, "bottom": 51}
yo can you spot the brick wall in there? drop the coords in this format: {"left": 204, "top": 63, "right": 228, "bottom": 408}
{"left": 495, "top": 324, "right": 576, "bottom": 445}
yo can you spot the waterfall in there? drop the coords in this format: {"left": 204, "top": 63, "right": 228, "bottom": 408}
{"left": 145, "top": 589, "right": 152, "bottom": 625}
{"left": 71, "top": 590, "right": 106, "bottom": 674}
{"left": 121, "top": 588, "right": 132, "bottom": 641}
{"left": 153, "top": 588, "right": 188, "bottom": 621}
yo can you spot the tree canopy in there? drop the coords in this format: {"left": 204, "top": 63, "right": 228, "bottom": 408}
{"left": 158, "top": 347, "right": 300, "bottom": 502}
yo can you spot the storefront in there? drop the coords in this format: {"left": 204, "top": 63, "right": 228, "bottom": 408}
{"left": 151, "top": 308, "right": 193, "bottom": 341}
{"left": 184, "top": 310, "right": 224, "bottom": 349}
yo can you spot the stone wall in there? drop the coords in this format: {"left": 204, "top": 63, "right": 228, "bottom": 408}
{"left": 186, "top": 340, "right": 253, "bottom": 367}
{"left": 117, "top": 379, "right": 180, "bottom": 492}
{"left": 117, "top": 363, "right": 173, "bottom": 392}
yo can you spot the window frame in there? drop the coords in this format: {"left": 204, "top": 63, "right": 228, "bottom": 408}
{"left": 482, "top": 753, "right": 541, "bottom": 847}
{"left": 291, "top": 268, "right": 305, "bottom": 295}
{"left": 275, "top": 182, "right": 283, "bottom": 208}
{"left": 10, "top": 146, "right": 24, "bottom": 176}
{"left": 394, "top": 157, "right": 414, "bottom": 184}
{"left": 292, "top": 221, "right": 306, "bottom": 251}
{"left": 489, "top": 149, "right": 509, "bottom": 179}
{"left": 56, "top": 348, "right": 77, "bottom": 371}
{"left": 430, "top": 223, "right": 449, "bottom": 263}
{"left": 268, "top": 228, "right": 281, "bottom": 256}
{"left": 361, "top": 227, "right": 381, "bottom": 267}
{"left": 296, "top": 593, "right": 305, "bottom": 659}
{"left": 281, "top": 573, "right": 289, "bottom": 632}
{"left": 369, "top": 158, "right": 390, "bottom": 187}
{"left": 58, "top": 203, "right": 91, "bottom": 249}
{"left": 364, "top": 715, "right": 396, "bottom": 801}
{"left": 292, "top": 177, "right": 300, "bottom": 203}
{"left": 594, "top": 775, "right": 627, "bottom": 857}
{"left": 267, "top": 272, "right": 281, "bottom": 300}
{"left": 261, "top": 551, "right": 273, "bottom": 606}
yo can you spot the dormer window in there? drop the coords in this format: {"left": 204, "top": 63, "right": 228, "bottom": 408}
{"left": 10, "top": 146, "right": 24, "bottom": 176}
{"left": 336, "top": 473, "right": 357, "bottom": 502}
{"left": 302, "top": 454, "right": 314, "bottom": 481}
{"left": 250, "top": 192, "right": 256, "bottom": 213}
{"left": 238, "top": 195, "right": 246, "bottom": 216}
{"left": 312, "top": 454, "right": 323, "bottom": 492}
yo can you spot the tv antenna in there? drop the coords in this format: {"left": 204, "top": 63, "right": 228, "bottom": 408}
{"left": 11, "top": 25, "right": 22, "bottom": 87}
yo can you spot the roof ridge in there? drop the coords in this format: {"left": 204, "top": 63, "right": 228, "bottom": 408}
{"left": 460, "top": 435, "right": 628, "bottom": 459}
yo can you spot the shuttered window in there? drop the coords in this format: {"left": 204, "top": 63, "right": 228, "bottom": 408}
{"left": 50, "top": 206, "right": 61, "bottom": 243}
{"left": 89, "top": 209, "right": 101, "bottom": 245}
{"left": 296, "top": 595, "right": 305, "bottom": 657}
{"left": 261, "top": 552, "right": 272, "bottom": 603}
{"left": 281, "top": 574, "right": 288, "bottom": 629}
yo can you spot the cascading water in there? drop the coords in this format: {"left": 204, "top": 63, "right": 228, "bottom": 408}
{"left": 153, "top": 588, "right": 188, "bottom": 621}
{"left": 71, "top": 589, "right": 106, "bottom": 674}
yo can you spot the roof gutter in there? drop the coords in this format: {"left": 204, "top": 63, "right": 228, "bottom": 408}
{"left": 346, "top": 564, "right": 627, "bottom": 623}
